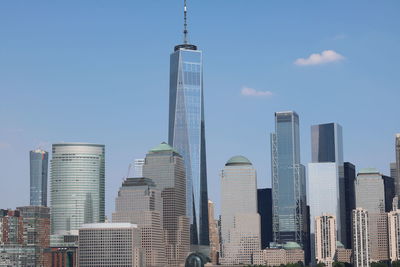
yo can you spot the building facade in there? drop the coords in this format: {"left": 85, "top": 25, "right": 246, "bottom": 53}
{"left": 133, "top": 159, "right": 145, "bottom": 177}
{"left": 220, "top": 156, "right": 260, "bottom": 265}
{"left": 208, "top": 200, "right": 220, "bottom": 265}
{"left": 396, "top": 134, "right": 400, "bottom": 196}
{"left": 253, "top": 243, "right": 304, "bottom": 266}
{"left": 142, "top": 143, "right": 190, "bottom": 267}
{"left": 30, "top": 149, "right": 49, "bottom": 207}
{"left": 112, "top": 177, "right": 166, "bottom": 267}
{"left": 352, "top": 208, "right": 370, "bottom": 267}
{"left": 355, "top": 168, "right": 389, "bottom": 261}
{"left": 314, "top": 214, "right": 337, "bottom": 267}
{"left": 258, "top": 188, "right": 273, "bottom": 249}
{"left": 78, "top": 223, "right": 142, "bottom": 267}
{"left": 271, "top": 111, "right": 307, "bottom": 247}
{"left": 343, "top": 162, "right": 356, "bottom": 249}
{"left": 168, "top": 32, "right": 209, "bottom": 245}
{"left": 50, "top": 143, "right": 105, "bottom": 241}
{"left": 388, "top": 208, "right": 400, "bottom": 262}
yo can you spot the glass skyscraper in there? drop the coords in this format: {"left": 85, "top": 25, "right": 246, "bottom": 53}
{"left": 50, "top": 143, "right": 105, "bottom": 239}
{"left": 30, "top": 149, "right": 49, "bottom": 207}
{"left": 168, "top": 40, "right": 208, "bottom": 245}
{"left": 271, "top": 111, "right": 307, "bottom": 246}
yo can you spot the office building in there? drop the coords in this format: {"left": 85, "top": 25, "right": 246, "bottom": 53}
{"left": 0, "top": 209, "right": 24, "bottom": 245}
{"left": 391, "top": 162, "right": 397, "bottom": 181}
{"left": 220, "top": 156, "right": 260, "bottom": 265}
{"left": 17, "top": 206, "right": 50, "bottom": 266}
{"left": 168, "top": 1, "right": 208, "bottom": 246}
{"left": 396, "top": 134, "right": 400, "bottom": 196}
{"left": 143, "top": 142, "right": 190, "bottom": 267}
{"left": 133, "top": 159, "right": 145, "bottom": 177}
{"left": 50, "top": 143, "right": 105, "bottom": 243}
{"left": 30, "top": 149, "right": 49, "bottom": 207}
{"left": 315, "top": 214, "right": 337, "bottom": 267}
{"left": 388, "top": 207, "right": 400, "bottom": 262}
{"left": 253, "top": 242, "right": 304, "bottom": 266}
{"left": 271, "top": 111, "right": 307, "bottom": 247}
{"left": 258, "top": 188, "right": 273, "bottom": 249}
{"left": 355, "top": 169, "right": 388, "bottom": 261}
{"left": 43, "top": 247, "right": 78, "bottom": 267}
{"left": 311, "top": 123, "right": 343, "bottom": 163}
{"left": 112, "top": 177, "right": 166, "bottom": 267}
{"left": 0, "top": 245, "right": 36, "bottom": 266}
{"left": 342, "top": 162, "right": 356, "bottom": 249}
{"left": 78, "top": 223, "right": 143, "bottom": 267}
{"left": 383, "top": 175, "right": 396, "bottom": 212}
{"left": 208, "top": 200, "right": 220, "bottom": 265}
{"left": 352, "top": 208, "right": 370, "bottom": 267}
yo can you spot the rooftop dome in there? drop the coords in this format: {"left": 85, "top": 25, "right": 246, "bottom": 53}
{"left": 226, "top": 155, "right": 252, "bottom": 166}
{"left": 149, "top": 142, "right": 178, "bottom": 154}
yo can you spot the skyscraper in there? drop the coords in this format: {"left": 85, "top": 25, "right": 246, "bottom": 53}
{"left": 220, "top": 156, "right": 260, "bottom": 265}
{"left": 314, "top": 214, "right": 337, "bottom": 267}
{"left": 388, "top": 205, "right": 400, "bottom": 262}
{"left": 133, "top": 159, "right": 145, "bottom": 177}
{"left": 142, "top": 142, "right": 190, "bottom": 267}
{"left": 352, "top": 208, "right": 370, "bottom": 267}
{"left": 112, "top": 177, "right": 166, "bottom": 267}
{"left": 50, "top": 143, "right": 105, "bottom": 241}
{"left": 208, "top": 200, "right": 220, "bottom": 264}
{"left": 168, "top": 0, "right": 208, "bottom": 245}
{"left": 271, "top": 111, "right": 307, "bottom": 247}
{"left": 343, "top": 162, "right": 356, "bottom": 249}
{"left": 355, "top": 168, "right": 388, "bottom": 262}
{"left": 396, "top": 134, "right": 400, "bottom": 196}
{"left": 30, "top": 149, "right": 49, "bottom": 207}
{"left": 308, "top": 123, "right": 343, "bottom": 262}
{"left": 258, "top": 188, "right": 273, "bottom": 249}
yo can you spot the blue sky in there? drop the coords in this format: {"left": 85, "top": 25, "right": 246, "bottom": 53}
{"left": 1, "top": 1, "right": 399, "bottom": 216}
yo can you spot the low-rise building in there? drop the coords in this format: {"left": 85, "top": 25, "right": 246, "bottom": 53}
{"left": 253, "top": 242, "right": 304, "bottom": 266}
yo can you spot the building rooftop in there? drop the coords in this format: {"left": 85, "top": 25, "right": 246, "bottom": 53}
{"left": 149, "top": 142, "right": 178, "bottom": 154}
{"left": 226, "top": 155, "right": 252, "bottom": 166}
{"left": 122, "top": 177, "right": 156, "bottom": 187}
{"left": 80, "top": 223, "right": 137, "bottom": 229}
{"left": 358, "top": 168, "right": 380, "bottom": 175}
{"left": 283, "top": 242, "right": 302, "bottom": 250}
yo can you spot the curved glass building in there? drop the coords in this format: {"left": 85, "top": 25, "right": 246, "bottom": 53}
{"left": 30, "top": 149, "right": 49, "bottom": 206}
{"left": 50, "top": 143, "right": 105, "bottom": 236}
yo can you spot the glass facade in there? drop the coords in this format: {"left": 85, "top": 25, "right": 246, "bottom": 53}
{"left": 50, "top": 143, "right": 105, "bottom": 238}
{"left": 168, "top": 45, "right": 209, "bottom": 245}
{"left": 271, "top": 111, "right": 307, "bottom": 246}
{"left": 311, "top": 123, "right": 343, "bottom": 163}
{"left": 30, "top": 149, "right": 49, "bottom": 207}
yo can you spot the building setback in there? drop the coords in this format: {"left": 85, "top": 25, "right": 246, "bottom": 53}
{"left": 30, "top": 149, "right": 49, "bottom": 207}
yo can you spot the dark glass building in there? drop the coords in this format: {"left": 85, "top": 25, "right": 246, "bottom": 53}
{"left": 30, "top": 149, "right": 49, "bottom": 207}
{"left": 383, "top": 175, "right": 395, "bottom": 212}
{"left": 257, "top": 188, "right": 273, "bottom": 249}
{"left": 311, "top": 123, "right": 343, "bottom": 163}
{"left": 342, "top": 162, "right": 356, "bottom": 249}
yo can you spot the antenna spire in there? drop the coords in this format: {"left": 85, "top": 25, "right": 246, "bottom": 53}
{"left": 183, "top": 0, "right": 188, "bottom": 44}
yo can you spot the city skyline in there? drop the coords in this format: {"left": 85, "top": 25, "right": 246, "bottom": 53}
{"left": 1, "top": 1, "right": 400, "bottom": 218}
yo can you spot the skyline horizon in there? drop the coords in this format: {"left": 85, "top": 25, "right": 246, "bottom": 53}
{"left": 1, "top": 1, "right": 399, "bottom": 218}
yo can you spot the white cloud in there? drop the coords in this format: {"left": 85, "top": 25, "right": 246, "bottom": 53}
{"left": 241, "top": 87, "right": 273, "bottom": 97}
{"left": 294, "top": 50, "right": 345, "bottom": 66}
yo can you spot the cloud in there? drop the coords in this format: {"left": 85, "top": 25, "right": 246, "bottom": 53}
{"left": 0, "top": 142, "right": 11, "bottom": 150}
{"left": 241, "top": 87, "right": 273, "bottom": 97}
{"left": 294, "top": 50, "right": 345, "bottom": 66}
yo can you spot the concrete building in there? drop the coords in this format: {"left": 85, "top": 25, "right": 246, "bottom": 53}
{"left": 253, "top": 242, "right": 304, "bottom": 266}
{"left": 220, "top": 156, "right": 260, "bottom": 265}
{"left": 50, "top": 143, "right": 105, "bottom": 245}
{"left": 352, "top": 208, "right": 370, "bottom": 267}
{"left": 271, "top": 111, "right": 307, "bottom": 248}
{"left": 396, "top": 134, "right": 400, "bottom": 196}
{"left": 336, "top": 247, "right": 352, "bottom": 264}
{"left": 78, "top": 223, "right": 143, "bottom": 267}
{"left": 30, "top": 149, "right": 49, "bottom": 207}
{"left": 315, "top": 214, "right": 337, "bottom": 267}
{"left": 17, "top": 206, "right": 50, "bottom": 267}
{"left": 43, "top": 247, "right": 78, "bottom": 267}
{"left": 355, "top": 168, "right": 389, "bottom": 261}
{"left": 133, "top": 159, "right": 145, "bottom": 177}
{"left": 112, "top": 177, "right": 166, "bottom": 267}
{"left": 142, "top": 143, "right": 190, "bottom": 267}
{"left": 208, "top": 200, "right": 220, "bottom": 265}
{"left": 388, "top": 206, "right": 400, "bottom": 262}
{"left": 0, "top": 209, "right": 24, "bottom": 245}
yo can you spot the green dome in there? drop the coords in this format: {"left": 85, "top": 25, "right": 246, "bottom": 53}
{"left": 226, "top": 155, "right": 252, "bottom": 166}
{"left": 149, "top": 142, "right": 178, "bottom": 153}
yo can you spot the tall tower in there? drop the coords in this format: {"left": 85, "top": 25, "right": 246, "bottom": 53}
{"left": 168, "top": 0, "right": 209, "bottom": 245}
{"left": 30, "top": 149, "right": 49, "bottom": 206}
{"left": 271, "top": 111, "right": 307, "bottom": 247}
{"left": 396, "top": 134, "right": 400, "bottom": 196}
{"left": 314, "top": 214, "right": 337, "bottom": 267}
{"left": 352, "top": 208, "right": 370, "bottom": 267}
{"left": 50, "top": 143, "right": 105, "bottom": 240}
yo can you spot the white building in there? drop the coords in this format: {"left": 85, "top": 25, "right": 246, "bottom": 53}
{"left": 78, "top": 223, "right": 143, "bottom": 267}
{"left": 315, "top": 214, "right": 337, "bottom": 267}
{"left": 388, "top": 202, "right": 400, "bottom": 262}
{"left": 352, "top": 208, "right": 370, "bottom": 267}
{"left": 220, "top": 156, "right": 260, "bottom": 265}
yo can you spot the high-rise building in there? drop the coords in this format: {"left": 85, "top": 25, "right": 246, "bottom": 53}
{"left": 142, "top": 142, "right": 190, "bottom": 267}
{"left": 383, "top": 175, "right": 396, "bottom": 212}
{"left": 50, "top": 143, "right": 105, "bottom": 242}
{"left": 396, "top": 134, "right": 400, "bottom": 196}
{"left": 168, "top": 1, "right": 208, "bottom": 246}
{"left": 342, "top": 162, "right": 356, "bottom": 249}
{"left": 355, "top": 168, "right": 388, "bottom": 262}
{"left": 220, "top": 156, "right": 260, "bottom": 265}
{"left": 30, "top": 149, "right": 49, "bottom": 207}
{"left": 258, "top": 188, "right": 273, "bottom": 249}
{"left": 133, "top": 159, "right": 145, "bottom": 177}
{"left": 17, "top": 206, "right": 50, "bottom": 267}
{"left": 388, "top": 206, "right": 400, "bottom": 262}
{"left": 352, "top": 208, "right": 370, "bottom": 267}
{"left": 271, "top": 111, "right": 307, "bottom": 247}
{"left": 112, "top": 177, "right": 166, "bottom": 267}
{"left": 308, "top": 123, "right": 343, "bottom": 262}
{"left": 78, "top": 223, "right": 143, "bottom": 267}
{"left": 314, "top": 214, "right": 337, "bottom": 267}
{"left": 391, "top": 162, "right": 397, "bottom": 180}
{"left": 0, "top": 209, "right": 24, "bottom": 245}
{"left": 208, "top": 200, "right": 220, "bottom": 264}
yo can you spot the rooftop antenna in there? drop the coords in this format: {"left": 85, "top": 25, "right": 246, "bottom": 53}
{"left": 183, "top": 0, "right": 188, "bottom": 44}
